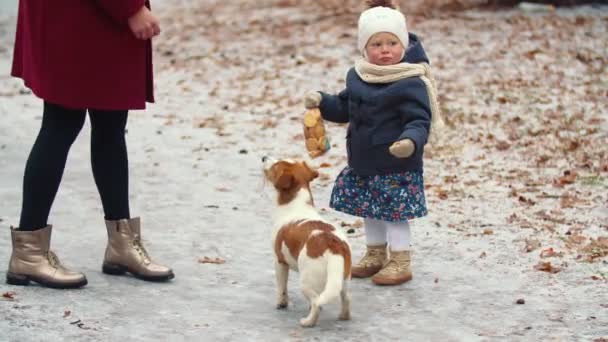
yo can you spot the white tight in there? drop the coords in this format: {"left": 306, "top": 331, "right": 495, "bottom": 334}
{"left": 363, "top": 218, "right": 411, "bottom": 251}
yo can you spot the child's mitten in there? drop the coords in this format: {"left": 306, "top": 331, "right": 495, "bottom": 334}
{"left": 303, "top": 108, "right": 330, "bottom": 158}
{"left": 304, "top": 91, "right": 322, "bottom": 109}
{"left": 389, "top": 139, "right": 415, "bottom": 158}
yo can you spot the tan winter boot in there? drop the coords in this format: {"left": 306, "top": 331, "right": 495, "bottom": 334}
{"left": 372, "top": 250, "right": 412, "bottom": 286}
{"left": 102, "top": 217, "right": 174, "bottom": 281}
{"left": 6, "top": 226, "right": 88, "bottom": 289}
{"left": 351, "top": 244, "right": 387, "bottom": 278}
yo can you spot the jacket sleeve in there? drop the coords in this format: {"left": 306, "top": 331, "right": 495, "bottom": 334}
{"left": 319, "top": 89, "right": 350, "bottom": 123}
{"left": 397, "top": 78, "right": 432, "bottom": 154}
{"left": 95, "top": 0, "right": 146, "bottom": 24}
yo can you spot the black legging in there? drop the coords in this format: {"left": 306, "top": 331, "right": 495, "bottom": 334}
{"left": 19, "top": 102, "right": 130, "bottom": 231}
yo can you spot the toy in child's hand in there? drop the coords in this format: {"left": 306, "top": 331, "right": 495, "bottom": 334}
{"left": 303, "top": 108, "right": 330, "bottom": 158}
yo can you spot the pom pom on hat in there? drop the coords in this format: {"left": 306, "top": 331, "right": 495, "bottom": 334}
{"left": 358, "top": 0, "right": 408, "bottom": 55}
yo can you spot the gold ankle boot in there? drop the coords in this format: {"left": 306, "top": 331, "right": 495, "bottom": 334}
{"left": 372, "top": 250, "right": 412, "bottom": 286}
{"left": 102, "top": 217, "right": 174, "bottom": 281}
{"left": 6, "top": 226, "right": 87, "bottom": 289}
{"left": 351, "top": 244, "right": 387, "bottom": 278}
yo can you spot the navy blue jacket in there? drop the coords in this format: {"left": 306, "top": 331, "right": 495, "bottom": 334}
{"left": 319, "top": 33, "right": 432, "bottom": 176}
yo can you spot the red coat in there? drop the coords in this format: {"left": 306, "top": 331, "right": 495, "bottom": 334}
{"left": 11, "top": 0, "right": 154, "bottom": 110}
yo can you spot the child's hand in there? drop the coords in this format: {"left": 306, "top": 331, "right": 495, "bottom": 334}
{"left": 304, "top": 91, "right": 322, "bottom": 109}
{"left": 389, "top": 139, "right": 415, "bottom": 158}
{"left": 128, "top": 6, "right": 161, "bottom": 40}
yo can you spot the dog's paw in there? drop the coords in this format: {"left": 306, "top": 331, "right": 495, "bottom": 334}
{"left": 276, "top": 294, "right": 289, "bottom": 309}
{"left": 339, "top": 311, "right": 351, "bottom": 321}
{"left": 299, "top": 317, "right": 317, "bottom": 328}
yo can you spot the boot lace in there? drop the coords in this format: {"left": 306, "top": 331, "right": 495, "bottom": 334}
{"left": 47, "top": 251, "right": 62, "bottom": 268}
{"left": 357, "top": 248, "right": 385, "bottom": 267}
{"left": 132, "top": 239, "right": 151, "bottom": 264}
{"left": 380, "top": 259, "right": 400, "bottom": 273}
{"left": 378, "top": 254, "right": 410, "bottom": 275}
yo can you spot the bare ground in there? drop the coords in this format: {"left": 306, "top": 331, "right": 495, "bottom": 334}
{"left": 0, "top": 1, "right": 606, "bottom": 341}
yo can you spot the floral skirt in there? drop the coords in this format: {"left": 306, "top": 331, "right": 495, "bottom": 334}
{"left": 329, "top": 167, "right": 428, "bottom": 222}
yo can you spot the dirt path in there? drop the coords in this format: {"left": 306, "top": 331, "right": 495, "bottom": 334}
{"left": 0, "top": 2, "right": 606, "bottom": 341}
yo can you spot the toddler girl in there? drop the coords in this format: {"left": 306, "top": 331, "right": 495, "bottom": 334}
{"left": 304, "top": 0, "right": 442, "bottom": 285}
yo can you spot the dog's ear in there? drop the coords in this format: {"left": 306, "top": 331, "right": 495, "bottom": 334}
{"left": 275, "top": 173, "right": 294, "bottom": 190}
{"left": 269, "top": 161, "right": 295, "bottom": 190}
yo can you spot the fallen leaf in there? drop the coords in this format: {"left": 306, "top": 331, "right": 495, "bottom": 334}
{"left": 64, "top": 310, "right": 71, "bottom": 318}
{"left": 496, "top": 140, "right": 511, "bottom": 151}
{"left": 260, "top": 119, "right": 278, "bottom": 129}
{"left": 1, "top": 292, "right": 16, "bottom": 301}
{"left": 198, "top": 256, "right": 226, "bottom": 264}
{"left": 565, "top": 234, "right": 587, "bottom": 248}
{"left": 524, "top": 49, "right": 542, "bottom": 60}
{"left": 436, "top": 188, "right": 448, "bottom": 200}
{"left": 534, "top": 210, "right": 566, "bottom": 224}
{"left": 534, "top": 261, "right": 561, "bottom": 274}
{"left": 553, "top": 170, "right": 577, "bottom": 187}
{"left": 581, "top": 237, "right": 608, "bottom": 262}
{"left": 443, "top": 175, "right": 458, "bottom": 183}
{"left": 540, "top": 248, "right": 563, "bottom": 258}
{"left": 483, "top": 229, "right": 494, "bottom": 235}
{"left": 559, "top": 191, "right": 587, "bottom": 208}
{"left": 518, "top": 195, "right": 536, "bottom": 206}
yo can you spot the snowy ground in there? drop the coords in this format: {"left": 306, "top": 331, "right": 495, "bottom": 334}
{"left": 0, "top": 1, "right": 607, "bottom": 341}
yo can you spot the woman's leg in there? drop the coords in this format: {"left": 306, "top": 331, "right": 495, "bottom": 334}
{"left": 89, "top": 110, "right": 174, "bottom": 281}
{"left": 18, "top": 102, "right": 86, "bottom": 230}
{"left": 88, "top": 109, "right": 130, "bottom": 220}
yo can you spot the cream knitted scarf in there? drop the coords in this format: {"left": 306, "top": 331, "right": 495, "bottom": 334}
{"left": 354, "top": 59, "right": 444, "bottom": 143}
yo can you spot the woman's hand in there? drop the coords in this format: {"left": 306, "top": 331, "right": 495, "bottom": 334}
{"left": 128, "top": 6, "right": 160, "bottom": 40}
{"left": 389, "top": 139, "right": 415, "bottom": 158}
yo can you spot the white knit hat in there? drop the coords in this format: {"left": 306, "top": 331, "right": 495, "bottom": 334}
{"left": 357, "top": 6, "right": 408, "bottom": 55}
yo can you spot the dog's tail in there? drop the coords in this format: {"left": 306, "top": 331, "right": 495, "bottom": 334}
{"left": 316, "top": 253, "right": 346, "bottom": 306}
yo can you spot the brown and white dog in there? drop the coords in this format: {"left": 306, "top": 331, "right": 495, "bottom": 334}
{"left": 262, "top": 156, "right": 352, "bottom": 327}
